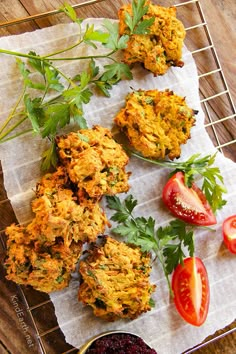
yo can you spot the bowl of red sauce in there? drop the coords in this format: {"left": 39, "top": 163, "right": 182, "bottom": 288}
{"left": 79, "top": 330, "right": 157, "bottom": 353}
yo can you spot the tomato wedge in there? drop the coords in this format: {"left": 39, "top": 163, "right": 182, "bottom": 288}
{"left": 172, "top": 257, "right": 210, "bottom": 326}
{"left": 162, "top": 171, "right": 216, "bottom": 226}
{"left": 222, "top": 215, "right": 236, "bottom": 254}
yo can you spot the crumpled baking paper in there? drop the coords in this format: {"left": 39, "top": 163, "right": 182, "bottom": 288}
{"left": 0, "top": 19, "right": 235, "bottom": 354}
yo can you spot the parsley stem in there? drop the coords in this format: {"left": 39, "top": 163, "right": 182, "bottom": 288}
{"left": 41, "top": 93, "right": 64, "bottom": 106}
{"left": 0, "top": 128, "right": 33, "bottom": 143}
{"left": 41, "top": 50, "right": 117, "bottom": 61}
{"left": 48, "top": 62, "right": 75, "bottom": 87}
{"left": 0, "top": 47, "right": 116, "bottom": 63}
{"left": 155, "top": 249, "right": 173, "bottom": 297}
{"left": 43, "top": 39, "right": 84, "bottom": 59}
{"left": 0, "top": 48, "right": 42, "bottom": 61}
{"left": 0, "top": 86, "right": 26, "bottom": 136}
{"left": 0, "top": 115, "right": 28, "bottom": 142}
{"left": 129, "top": 150, "right": 175, "bottom": 168}
{"left": 41, "top": 84, "right": 50, "bottom": 103}
{"left": 130, "top": 150, "right": 211, "bottom": 173}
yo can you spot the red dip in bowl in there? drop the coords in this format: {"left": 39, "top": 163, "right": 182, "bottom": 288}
{"left": 85, "top": 332, "right": 157, "bottom": 354}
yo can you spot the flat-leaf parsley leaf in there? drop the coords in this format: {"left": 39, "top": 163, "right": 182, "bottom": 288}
{"left": 106, "top": 194, "right": 196, "bottom": 295}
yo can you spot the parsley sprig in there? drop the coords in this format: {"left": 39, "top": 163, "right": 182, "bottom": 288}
{"left": 106, "top": 194, "right": 195, "bottom": 295}
{"left": 130, "top": 151, "right": 227, "bottom": 213}
{"left": 0, "top": 3, "right": 131, "bottom": 171}
{"left": 125, "top": 0, "right": 155, "bottom": 34}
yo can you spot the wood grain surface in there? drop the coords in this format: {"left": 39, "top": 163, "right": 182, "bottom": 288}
{"left": 0, "top": 1, "right": 235, "bottom": 353}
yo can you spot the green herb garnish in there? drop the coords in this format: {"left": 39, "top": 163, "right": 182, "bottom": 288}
{"left": 106, "top": 194, "right": 195, "bottom": 295}
{"left": 129, "top": 151, "right": 227, "bottom": 212}
{"left": 124, "top": 0, "right": 155, "bottom": 34}
{"left": 0, "top": 3, "right": 132, "bottom": 171}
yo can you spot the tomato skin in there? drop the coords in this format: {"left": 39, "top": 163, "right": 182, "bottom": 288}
{"left": 162, "top": 171, "right": 216, "bottom": 226}
{"left": 222, "top": 215, "right": 236, "bottom": 254}
{"left": 172, "top": 257, "right": 210, "bottom": 326}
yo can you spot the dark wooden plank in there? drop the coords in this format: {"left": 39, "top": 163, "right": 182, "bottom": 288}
{"left": 0, "top": 1, "right": 235, "bottom": 353}
{"left": 0, "top": 0, "right": 38, "bottom": 35}
{"left": 200, "top": 0, "right": 236, "bottom": 105}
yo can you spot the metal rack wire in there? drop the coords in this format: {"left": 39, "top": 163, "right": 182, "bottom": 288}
{"left": 0, "top": 0, "right": 235, "bottom": 353}
{"left": 187, "top": 1, "right": 236, "bottom": 157}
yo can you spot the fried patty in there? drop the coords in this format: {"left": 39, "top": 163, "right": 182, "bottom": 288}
{"left": 4, "top": 223, "right": 82, "bottom": 293}
{"left": 78, "top": 236, "right": 156, "bottom": 321}
{"left": 114, "top": 89, "right": 196, "bottom": 160}
{"left": 32, "top": 167, "right": 109, "bottom": 246}
{"left": 56, "top": 125, "right": 131, "bottom": 201}
{"left": 4, "top": 167, "right": 109, "bottom": 293}
{"left": 118, "top": 2, "right": 186, "bottom": 75}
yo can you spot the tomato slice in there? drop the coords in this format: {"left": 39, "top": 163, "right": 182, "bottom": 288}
{"left": 162, "top": 171, "right": 216, "bottom": 226}
{"left": 172, "top": 257, "right": 210, "bottom": 326}
{"left": 222, "top": 215, "right": 236, "bottom": 254}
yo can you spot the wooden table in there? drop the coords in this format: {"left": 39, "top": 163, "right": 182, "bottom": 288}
{"left": 0, "top": 1, "right": 235, "bottom": 353}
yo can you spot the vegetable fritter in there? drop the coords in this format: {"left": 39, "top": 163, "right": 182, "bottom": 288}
{"left": 78, "top": 236, "right": 156, "bottom": 321}
{"left": 118, "top": 2, "right": 186, "bottom": 75}
{"left": 56, "top": 125, "right": 131, "bottom": 201}
{"left": 5, "top": 224, "right": 82, "bottom": 293}
{"left": 32, "top": 167, "right": 109, "bottom": 245}
{"left": 114, "top": 89, "right": 196, "bottom": 160}
{"left": 4, "top": 167, "right": 109, "bottom": 293}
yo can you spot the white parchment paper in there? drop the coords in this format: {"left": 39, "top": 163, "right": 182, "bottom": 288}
{"left": 0, "top": 19, "right": 235, "bottom": 353}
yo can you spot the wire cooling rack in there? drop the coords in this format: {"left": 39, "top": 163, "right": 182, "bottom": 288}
{"left": 0, "top": 1, "right": 235, "bottom": 353}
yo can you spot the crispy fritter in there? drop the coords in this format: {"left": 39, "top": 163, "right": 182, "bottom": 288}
{"left": 5, "top": 224, "right": 82, "bottom": 293}
{"left": 31, "top": 171, "right": 109, "bottom": 246}
{"left": 118, "top": 2, "right": 186, "bottom": 75}
{"left": 78, "top": 236, "right": 156, "bottom": 321}
{"left": 114, "top": 89, "right": 196, "bottom": 160}
{"left": 4, "top": 167, "right": 109, "bottom": 293}
{"left": 56, "top": 126, "right": 130, "bottom": 200}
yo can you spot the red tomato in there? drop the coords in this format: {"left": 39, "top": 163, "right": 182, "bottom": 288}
{"left": 172, "top": 257, "right": 210, "bottom": 326}
{"left": 222, "top": 215, "right": 236, "bottom": 254}
{"left": 162, "top": 171, "right": 216, "bottom": 226}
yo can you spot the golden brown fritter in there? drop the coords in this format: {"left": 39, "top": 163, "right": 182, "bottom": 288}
{"left": 31, "top": 167, "right": 108, "bottom": 245}
{"left": 5, "top": 224, "right": 82, "bottom": 293}
{"left": 32, "top": 185, "right": 108, "bottom": 246}
{"left": 118, "top": 2, "right": 186, "bottom": 75}
{"left": 34, "top": 166, "right": 109, "bottom": 245}
{"left": 4, "top": 167, "right": 109, "bottom": 293}
{"left": 114, "top": 89, "right": 196, "bottom": 160}
{"left": 56, "top": 125, "right": 130, "bottom": 201}
{"left": 78, "top": 236, "right": 156, "bottom": 321}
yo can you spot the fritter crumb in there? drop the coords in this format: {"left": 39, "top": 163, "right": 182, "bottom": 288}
{"left": 78, "top": 236, "right": 156, "bottom": 321}
{"left": 118, "top": 2, "right": 186, "bottom": 75}
{"left": 114, "top": 89, "right": 196, "bottom": 160}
